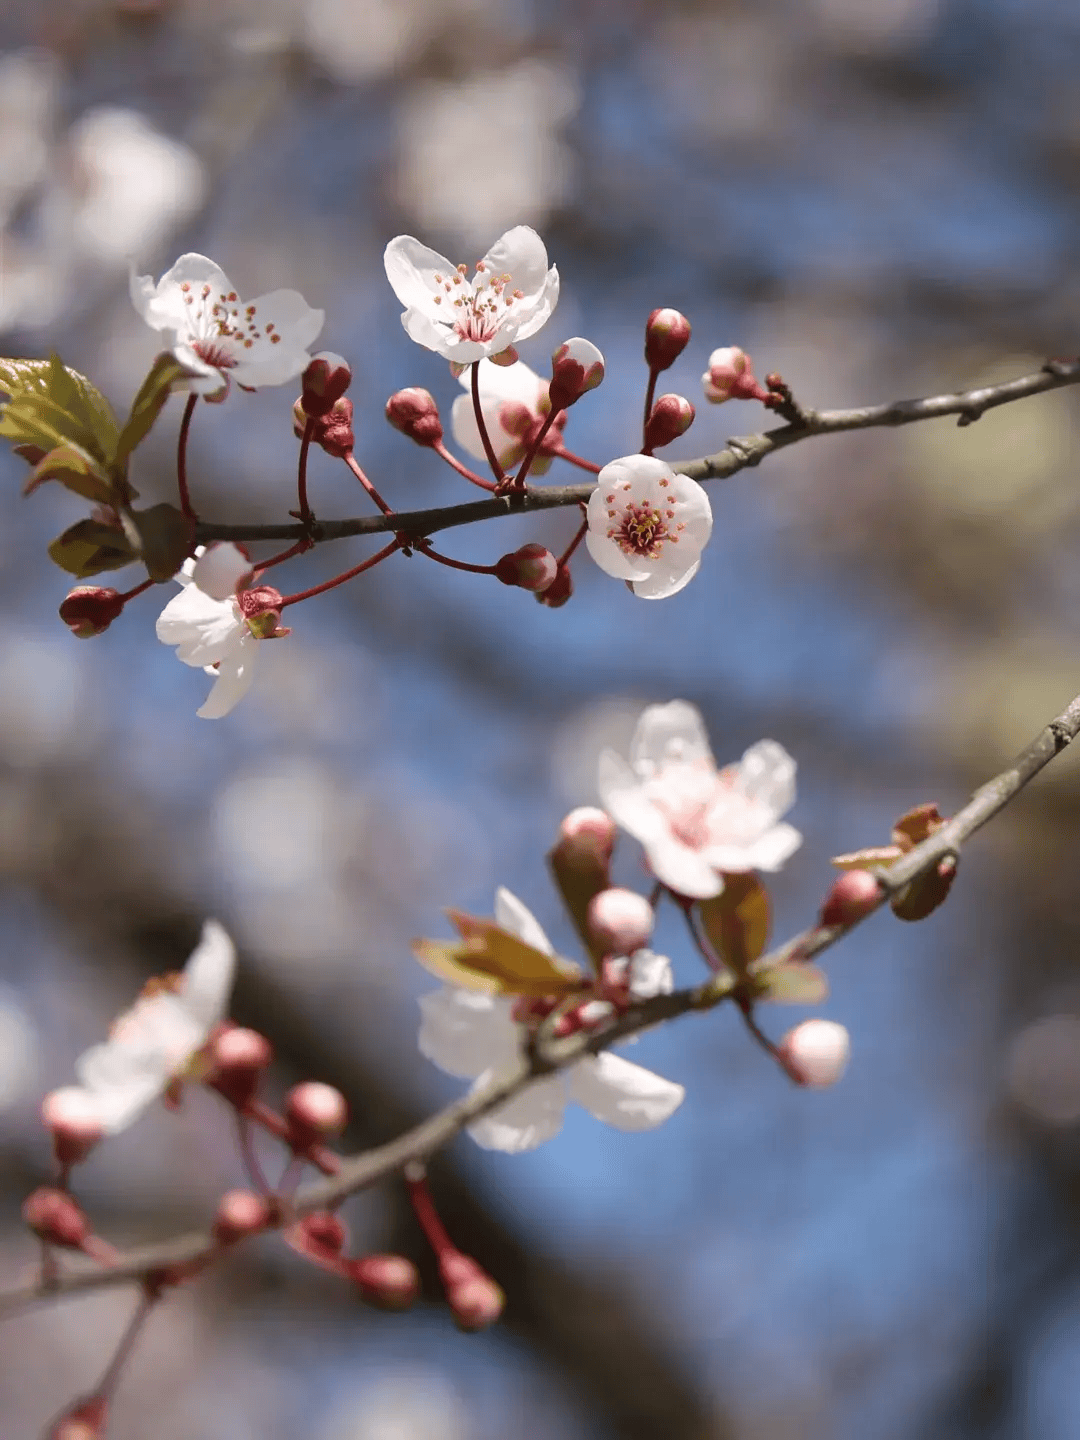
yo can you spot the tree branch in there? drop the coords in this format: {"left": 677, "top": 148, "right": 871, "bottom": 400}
{"left": 193, "top": 358, "right": 1080, "bottom": 546}
{"left": 4, "top": 685, "right": 1080, "bottom": 1318}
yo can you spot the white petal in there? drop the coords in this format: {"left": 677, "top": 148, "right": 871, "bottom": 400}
{"left": 196, "top": 629, "right": 258, "bottom": 719}
{"left": 457, "top": 357, "right": 546, "bottom": 405}
{"left": 192, "top": 543, "right": 251, "bottom": 601}
{"left": 418, "top": 989, "right": 520, "bottom": 1080}
{"left": 630, "top": 701, "right": 713, "bottom": 772}
{"left": 567, "top": 1052, "right": 684, "bottom": 1130}
{"left": 383, "top": 235, "right": 455, "bottom": 312}
{"left": 630, "top": 557, "right": 701, "bottom": 600}
{"left": 478, "top": 226, "right": 551, "bottom": 301}
{"left": 584, "top": 521, "right": 649, "bottom": 582}
{"left": 735, "top": 739, "right": 797, "bottom": 819}
{"left": 626, "top": 949, "right": 675, "bottom": 999}
{"left": 157, "top": 586, "right": 243, "bottom": 667}
{"left": 179, "top": 920, "right": 236, "bottom": 1030}
{"left": 596, "top": 750, "right": 668, "bottom": 844}
{"left": 493, "top": 887, "right": 554, "bottom": 955}
{"left": 507, "top": 269, "right": 559, "bottom": 344}
{"left": 640, "top": 833, "right": 724, "bottom": 899}
{"left": 466, "top": 1070, "right": 567, "bottom": 1152}
{"left": 134, "top": 253, "right": 233, "bottom": 332}
{"left": 745, "top": 821, "right": 803, "bottom": 872}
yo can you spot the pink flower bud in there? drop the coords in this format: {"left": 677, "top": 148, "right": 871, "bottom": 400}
{"left": 58, "top": 586, "right": 125, "bottom": 638}
{"left": 439, "top": 1252, "right": 505, "bottom": 1331}
{"left": 548, "top": 338, "right": 605, "bottom": 410}
{"left": 586, "top": 887, "right": 655, "bottom": 957}
{"left": 778, "top": 1019, "right": 851, "bottom": 1089}
{"left": 819, "top": 870, "right": 882, "bottom": 927}
{"left": 293, "top": 396, "right": 355, "bottom": 458}
{"left": 47, "top": 1396, "right": 108, "bottom": 1439}
{"left": 300, "top": 352, "right": 352, "bottom": 418}
{"left": 494, "top": 543, "right": 559, "bottom": 592}
{"left": 23, "top": 1187, "right": 90, "bottom": 1249}
{"left": 286, "top": 1081, "right": 348, "bottom": 1149}
{"left": 385, "top": 387, "right": 444, "bottom": 447}
{"left": 561, "top": 806, "right": 616, "bottom": 855}
{"left": 41, "top": 1088, "right": 104, "bottom": 1167}
{"left": 213, "top": 1188, "right": 273, "bottom": 1245}
{"left": 536, "top": 562, "right": 572, "bottom": 608}
{"left": 644, "top": 308, "right": 692, "bottom": 371}
{"left": 298, "top": 1210, "right": 348, "bottom": 1258}
{"left": 207, "top": 1026, "right": 273, "bottom": 1109}
{"left": 644, "top": 393, "right": 695, "bottom": 451}
{"left": 351, "top": 1252, "right": 421, "bottom": 1311}
{"left": 702, "top": 346, "right": 771, "bottom": 404}
{"left": 548, "top": 808, "right": 616, "bottom": 964}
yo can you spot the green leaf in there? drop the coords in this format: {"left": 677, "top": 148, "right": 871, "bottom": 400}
{"left": 24, "top": 443, "right": 117, "bottom": 505}
{"left": 115, "top": 353, "right": 188, "bottom": 470}
{"left": 42, "top": 355, "right": 120, "bottom": 464}
{"left": 698, "top": 874, "right": 771, "bottom": 977}
{"left": 48, "top": 518, "right": 137, "bottom": 578}
{"left": 0, "top": 356, "right": 120, "bottom": 467}
{"left": 412, "top": 912, "right": 584, "bottom": 996}
{"left": 130, "top": 502, "right": 195, "bottom": 582}
{"left": 754, "top": 961, "right": 828, "bottom": 1005}
{"left": 890, "top": 856, "right": 958, "bottom": 922}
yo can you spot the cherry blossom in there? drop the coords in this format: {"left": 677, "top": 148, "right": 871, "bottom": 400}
{"left": 383, "top": 226, "right": 559, "bottom": 364}
{"left": 597, "top": 700, "right": 802, "bottom": 899}
{"left": 450, "top": 358, "right": 565, "bottom": 474}
{"left": 43, "top": 921, "right": 236, "bottom": 1136}
{"left": 779, "top": 1019, "right": 851, "bottom": 1088}
{"left": 417, "top": 887, "right": 684, "bottom": 1153}
{"left": 130, "top": 252, "right": 324, "bottom": 395}
{"left": 156, "top": 543, "right": 275, "bottom": 720}
{"left": 585, "top": 454, "right": 712, "bottom": 599}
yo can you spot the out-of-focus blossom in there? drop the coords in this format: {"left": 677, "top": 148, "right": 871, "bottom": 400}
{"left": 451, "top": 359, "right": 564, "bottom": 473}
{"left": 701, "top": 345, "right": 771, "bottom": 404}
{"left": 384, "top": 226, "right": 558, "bottom": 365}
{"left": 131, "top": 252, "right": 324, "bottom": 395}
{"left": 43, "top": 921, "right": 235, "bottom": 1136}
{"left": 778, "top": 1018, "right": 851, "bottom": 1088}
{"left": 597, "top": 700, "right": 801, "bottom": 898}
{"left": 418, "top": 888, "right": 684, "bottom": 1152}
{"left": 585, "top": 455, "right": 712, "bottom": 599}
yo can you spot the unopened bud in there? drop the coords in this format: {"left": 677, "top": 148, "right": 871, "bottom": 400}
{"left": 293, "top": 396, "right": 355, "bottom": 457}
{"left": 207, "top": 1026, "right": 273, "bottom": 1109}
{"left": 536, "top": 562, "right": 572, "bottom": 608}
{"left": 549, "top": 808, "right": 616, "bottom": 964}
{"left": 41, "top": 1088, "right": 104, "bottom": 1167}
{"left": 59, "top": 586, "right": 125, "bottom": 638}
{"left": 702, "top": 346, "right": 771, "bottom": 404}
{"left": 644, "top": 393, "right": 695, "bottom": 450}
{"left": 819, "top": 870, "right": 882, "bottom": 927}
{"left": 586, "top": 887, "right": 655, "bottom": 957}
{"left": 386, "top": 387, "right": 443, "bottom": 446}
{"left": 298, "top": 1210, "right": 347, "bottom": 1258}
{"left": 494, "top": 543, "right": 559, "bottom": 592}
{"left": 778, "top": 1019, "right": 851, "bottom": 1089}
{"left": 238, "top": 586, "right": 289, "bottom": 639}
{"left": 47, "top": 1396, "right": 108, "bottom": 1439}
{"left": 548, "top": 338, "right": 605, "bottom": 410}
{"left": 440, "top": 1252, "right": 505, "bottom": 1331}
{"left": 644, "top": 307, "right": 692, "bottom": 371}
{"left": 23, "top": 1187, "right": 90, "bottom": 1249}
{"left": 351, "top": 1252, "right": 421, "bottom": 1311}
{"left": 300, "top": 352, "right": 352, "bottom": 418}
{"left": 286, "top": 1081, "right": 348, "bottom": 1149}
{"left": 213, "top": 1188, "right": 273, "bottom": 1244}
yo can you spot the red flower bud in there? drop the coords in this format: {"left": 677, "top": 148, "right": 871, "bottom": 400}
{"left": 47, "top": 1395, "right": 108, "bottom": 1439}
{"left": 23, "top": 1187, "right": 91, "bottom": 1249}
{"left": 351, "top": 1252, "right": 421, "bottom": 1311}
{"left": 300, "top": 352, "right": 352, "bottom": 418}
{"left": 644, "top": 307, "right": 692, "bottom": 371}
{"left": 439, "top": 1252, "right": 505, "bottom": 1331}
{"left": 59, "top": 586, "right": 126, "bottom": 638}
{"left": 293, "top": 396, "right": 355, "bottom": 458}
{"left": 285, "top": 1081, "right": 348, "bottom": 1149}
{"left": 299, "top": 1210, "right": 347, "bottom": 1257}
{"left": 213, "top": 1188, "right": 273, "bottom": 1245}
{"left": 586, "top": 887, "right": 655, "bottom": 957}
{"left": 206, "top": 1026, "right": 273, "bottom": 1109}
{"left": 644, "top": 393, "right": 695, "bottom": 451}
{"left": 819, "top": 869, "right": 882, "bottom": 927}
{"left": 536, "top": 562, "right": 572, "bottom": 608}
{"left": 386, "top": 387, "right": 443, "bottom": 447}
{"left": 41, "top": 1089, "right": 104, "bottom": 1167}
{"left": 778, "top": 1019, "right": 851, "bottom": 1089}
{"left": 548, "top": 338, "right": 605, "bottom": 410}
{"left": 702, "top": 346, "right": 771, "bottom": 404}
{"left": 494, "top": 543, "right": 559, "bottom": 592}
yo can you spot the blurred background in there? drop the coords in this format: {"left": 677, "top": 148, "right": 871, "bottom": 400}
{"left": 1, "top": 0, "right": 1080, "bottom": 1435}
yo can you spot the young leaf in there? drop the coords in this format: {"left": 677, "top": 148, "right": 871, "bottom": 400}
{"left": 130, "top": 503, "right": 195, "bottom": 582}
{"left": 0, "top": 356, "right": 120, "bottom": 466}
{"left": 24, "top": 443, "right": 117, "bottom": 506}
{"left": 43, "top": 355, "right": 120, "bottom": 463}
{"left": 698, "top": 873, "right": 770, "bottom": 977}
{"left": 412, "top": 913, "right": 583, "bottom": 996}
{"left": 115, "top": 354, "right": 188, "bottom": 470}
{"left": 48, "top": 518, "right": 137, "bottom": 578}
{"left": 754, "top": 961, "right": 828, "bottom": 1005}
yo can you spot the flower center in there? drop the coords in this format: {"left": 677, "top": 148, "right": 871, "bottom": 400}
{"left": 429, "top": 262, "right": 526, "bottom": 344}
{"left": 179, "top": 281, "right": 283, "bottom": 367}
{"left": 606, "top": 498, "right": 682, "bottom": 559}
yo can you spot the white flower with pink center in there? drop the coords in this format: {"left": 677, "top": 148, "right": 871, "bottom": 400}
{"left": 586, "top": 455, "right": 712, "bottom": 600}
{"left": 450, "top": 358, "right": 565, "bottom": 474}
{"left": 598, "top": 701, "right": 802, "bottom": 899}
{"left": 130, "top": 253, "right": 325, "bottom": 395}
{"left": 383, "top": 226, "right": 559, "bottom": 364}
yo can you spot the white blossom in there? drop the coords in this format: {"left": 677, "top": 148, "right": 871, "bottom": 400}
{"left": 586, "top": 454, "right": 712, "bottom": 599}
{"left": 156, "top": 544, "right": 261, "bottom": 720}
{"left": 130, "top": 252, "right": 324, "bottom": 395}
{"left": 383, "top": 226, "right": 559, "bottom": 364}
{"left": 598, "top": 700, "right": 802, "bottom": 899}
{"left": 418, "top": 887, "right": 683, "bottom": 1153}
{"left": 450, "top": 357, "right": 562, "bottom": 474}
{"left": 45, "top": 921, "right": 236, "bottom": 1135}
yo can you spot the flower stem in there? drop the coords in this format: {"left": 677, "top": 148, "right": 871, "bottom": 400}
{"left": 93, "top": 1285, "right": 158, "bottom": 1405}
{"left": 737, "top": 998, "right": 803, "bottom": 1084}
{"left": 117, "top": 576, "right": 157, "bottom": 603}
{"left": 344, "top": 452, "right": 396, "bottom": 515}
{"left": 432, "top": 441, "right": 497, "bottom": 492}
{"left": 471, "top": 361, "right": 507, "bottom": 486}
{"left": 405, "top": 1167, "right": 455, "bottom": 1260}
{"left": 514, "top": 406, "right": 563, "bottom": 490}
{"left": 642, "top": 368, "right": 659, "bottom": 450}
{"left": 243, "top": 1099, "right": 341, "bottom": 1177}
{"left": 277, "top": 538, "right": 400, "bottom": 607}
{"left": 553, "top": 445, "right": 602, "bottom": 474}
{"left": 236, "top": 1113, "right": 275, "bottom": 1197}
{"left": 176, "top": 394, "right": 199, "bottom": 521}
{"left": 297, "top": 417, "right": 315, "bottom": 524}
{"left": 679, "top": 898, "right": 722, "bottom": 971}
{"left": 418, "top": 541, "right": 498, "bottom": 576}
{"left": 557, "top": 512, "right": 588, "bottom": 568}
{"left": 255, "top": 538, "right": 312, "bottom": 573}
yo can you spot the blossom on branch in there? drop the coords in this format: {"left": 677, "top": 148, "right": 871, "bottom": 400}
{"left": 130, "top": 252, "right": 325, "bottom": 396}
{"left": 586, "top": 454, "right": 712, "bottom": 599}
{"left": 156, "top": 543, "right": 284, "bottom": 719}
{"left": 44, "top": 921, "right": 236, "bottom": 1137}
{"left": 450, "top": 358, "right": 566, "bottom": 474}
{"left": 383, "top": 226, "right": 559, "bottom": 364}
{"left": 417, "top": 887, "right": 684, "bottom": 1153}
{"left": 598, "top": 701, "right": 802, "bottom": 899}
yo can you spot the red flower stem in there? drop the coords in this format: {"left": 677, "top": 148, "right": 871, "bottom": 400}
{"left": 432, "top": 441, "right": 497, "bottom": 492}
{"left": 679, "top": 897, "right": 722, "bottom": 971}
{"left": 514, "top": 406, "right": 563, "bottom": 490}
{"left": 557, "top": 512, "right": 588, "bottom": 568}
{"left": 277, "top": 1154, "right": 303, "bottom": 1201}
{"left": 417, "top": 541, "right": 498, "bottom": 576}
{"left": 553, "top": 445, "right": 602, "bottom": 474}
{"left": 278, "top": 538, "right": 400, "bottom": 608}
{"left": 117, "top": 576, "right": 156, "bottom": 603}
{"left": 176, "top": 394, "right": 199, "bottom": 521}
{"left": 642, "top": 367, "right": 659, "bottom": 449}
{"left": 244, "top": 1099, "right": 341, "bottom": 1177}
{"left": 254, "top": 537, "right": 312, "bottom": 573}
{"left": 94, "top": 1285, "right": 158, "bottom": 1404}
{"left": 737, "top": 998, "right": 803, "bottom": 1084}
{"left": 235, "top": 1113, "right": 275, "bottom": 1197}
{"left": 344, "top": 452, "right": 396, "bottom": 515}
{"left": 471, "top": 361, "right": 507, "bottom": 485}
{"left": 297, "top": 417, "right": 315, "bottom": 524}
{"left": 405, "top": 1170, "right": 455, "bottom": 1260}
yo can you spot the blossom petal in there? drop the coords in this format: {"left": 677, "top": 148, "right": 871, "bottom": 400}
{"left": 466, "top": 1070, "right": 567, "bottom": 1152}
{"left": 180, "top": 920, "right": 237, "bottom": 1031}
{"left": 640, "top": 833, "right": 724, "bottom": 899}
{"left": 735, "top": 739, "right": 797, "bottom": 819}
{"left": 567, "top": 1052, "right": 684, "bottom": 1130}
{"left": 745, "top": 821, "right": 803, "bottom": 872}
{"left": 131, "top": 253, "right": 232, "bottom": 332}
{"left": 191, "top": 543, "right": 251, "bottom": 602}
{"left": 493, "top": 887, "right": 554, "bottom": 955}
{"left": 418, "top": 988, "right": 521, "bottom": 1080}
{"left": 630, "top": 701, "right": 713, "bottom": 772}
{"left": 597, "top": 750, "right": 669, "bottom": 842}
{"left": 584, "top": 519, "right": 648, "bottom": 581}
{"left": 478, "top": 226, "right": 552, "bottom": 302}
{"left": 156, "top": 587, "right": 243, "bottom": 667}
{"left": 196, "top": 629, "right": 258, "bottom": 719}
{"left": 383, "top": 235, "right": 456, "bottom": 311}
{"left": 631, "top": 557, "right": 701, "bottom": 600}
{"left": 626, "top": 949, "right": 675, "bottom": 999}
